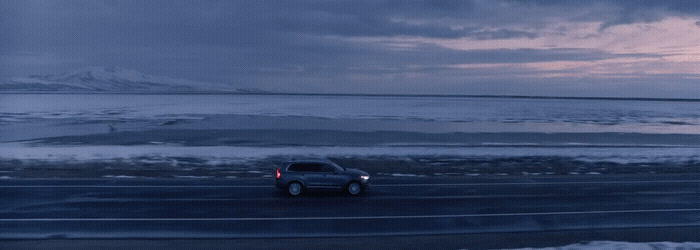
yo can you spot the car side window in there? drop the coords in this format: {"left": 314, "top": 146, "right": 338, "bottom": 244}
{"left": 287, "top": 164, "right": 299, "bottom": 172}
{"left": 287, "top": 163, "right": 325, "bottom": 172}
{"left": 309, "top": 164, "right": 324, "bottom": 172}
{"left": 320, "top": 164, "right": 337, "bottom": 173}
{"left": 287, "top": 163, "right": 309, "bottom": 172}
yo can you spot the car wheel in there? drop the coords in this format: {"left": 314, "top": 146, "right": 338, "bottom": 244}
{"left": 288, "top": 182, "right": 303, "bottom": 196}
{"left": 347, "top": 181, "right": 362, "bottom": 195}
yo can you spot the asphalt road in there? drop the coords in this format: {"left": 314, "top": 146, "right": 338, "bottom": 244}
{"left": 2, "top": 174, "right": 700, "bottom": 247}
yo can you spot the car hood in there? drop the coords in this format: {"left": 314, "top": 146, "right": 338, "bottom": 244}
{"left": 345, "top": 168, "right": 369, "bottom": 176}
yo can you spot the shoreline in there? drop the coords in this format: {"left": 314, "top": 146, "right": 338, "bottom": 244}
{"left": 2, "top": 154, "right": 699, "bottom": 179}
{"left": 3, "top": 92, "right": 700, "bottom": 102}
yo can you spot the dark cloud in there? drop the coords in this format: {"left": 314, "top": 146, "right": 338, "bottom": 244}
{"left": 1, "top": 0, "right": 697, "bottom": 96}
{"left": 5, "top": 0, "right": 696, "bottom": 51}
{"left": 507, "top": 0, "right": 700, "bottom": 29}
{"left": 225, "top": 36, "right": 657, "bottom": 79}
{"left": 237, "top": 1, "right": 536, "bottom": 39}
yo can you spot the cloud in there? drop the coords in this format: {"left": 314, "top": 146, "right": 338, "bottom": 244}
{"left": 2, "top": 0, "right": 700, "bottom": 97}
{"left": 225, "top": 35, "right": 661, "bottom": 79}
{"left": 5, "top": 0, "right": 697, "bottom": 52}
{"left": 506, "top": 0, "right": 700, "bottom": 29}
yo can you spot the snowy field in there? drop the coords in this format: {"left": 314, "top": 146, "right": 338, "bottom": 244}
{"left": 2, "top": 94, "right": 700, "bottom": 133}
{"left": 513, "top": 241, "right": 700, "bottom": 250}
{"left": 1, "top": 94, "right": 699, "bottom": 178}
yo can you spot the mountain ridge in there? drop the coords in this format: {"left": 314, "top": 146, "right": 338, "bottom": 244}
{"left": 0, "top": 66, "right": 260, "bottom": 93}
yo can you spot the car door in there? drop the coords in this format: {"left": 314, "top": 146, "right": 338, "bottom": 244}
{"left": 302, "top": 163, "right": 327, "bottom": 187}
{"left": 319, "top": 164, "right": 346, "bottom": 188}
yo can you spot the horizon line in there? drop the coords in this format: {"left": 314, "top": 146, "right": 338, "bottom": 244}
{"left": 1, "top": 91, "right": 699, "bottom": 102}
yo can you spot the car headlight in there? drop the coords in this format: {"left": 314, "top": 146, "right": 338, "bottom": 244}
{"left": 360, "top": 175, "right": 369, "bottom": 181}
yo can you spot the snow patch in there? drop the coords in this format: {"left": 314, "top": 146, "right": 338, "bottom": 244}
{"left": 390, "top": 173, "right": 417, "bottom": 177}
{"left": 101, "top": 175, "right": 136, "bottom": 178}
{"left": 512, "top": 241, "right": 700, "bottom": 250}
{"left": 172, "top": 175, "right": 213, "bottom": 179}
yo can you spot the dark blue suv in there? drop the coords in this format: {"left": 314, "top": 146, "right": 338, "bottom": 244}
{"left": 276, "top": 160, "right": 370, "bottom": 196}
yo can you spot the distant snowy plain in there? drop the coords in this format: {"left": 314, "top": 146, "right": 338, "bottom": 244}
{"left": 1, "top": 94, "right": 699, "bottom": 178}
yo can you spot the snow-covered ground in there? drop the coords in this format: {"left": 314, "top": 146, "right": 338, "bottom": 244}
{"left": 512, "top": 241, "right": 700, "bottom": 250}
{"left": 2, "top": 143, "right": 699, "bottom": 164}
{"left": 1, "top": 94, "right": 699, "bottom": 178}
{"left": 1, "top": 94, "right": 699, "bottom": 131}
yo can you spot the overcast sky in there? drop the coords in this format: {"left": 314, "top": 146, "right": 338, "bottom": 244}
{"left": 2, "top": 0, "right": 700, "bottom": 97}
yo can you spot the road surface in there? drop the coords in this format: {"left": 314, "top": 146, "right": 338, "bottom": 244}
{"left": 2, "top": 174, "right": 700, "bottom": 248}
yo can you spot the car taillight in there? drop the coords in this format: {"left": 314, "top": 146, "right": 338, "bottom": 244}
{"left": 276, "top": 168, "right": 281, "bottom": 179}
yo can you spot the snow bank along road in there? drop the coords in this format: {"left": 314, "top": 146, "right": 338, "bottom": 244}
{"left": 2, "top": 175, "right": 700, "bottom": 239}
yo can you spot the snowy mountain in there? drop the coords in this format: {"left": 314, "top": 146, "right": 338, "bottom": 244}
{"left": 0, "top": 66, "right": 254, "bottom": 93}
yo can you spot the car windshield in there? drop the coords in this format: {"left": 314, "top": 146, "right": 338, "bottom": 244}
{"left": 3, "top": 1, "right": 700, "bottom": 249}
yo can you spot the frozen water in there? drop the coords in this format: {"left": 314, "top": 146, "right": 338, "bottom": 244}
{"left": 1, "top": 94, "right": 699, "bottom": 173}
{"left": 1, "top": 94, "right": 699, "bottom": 133}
